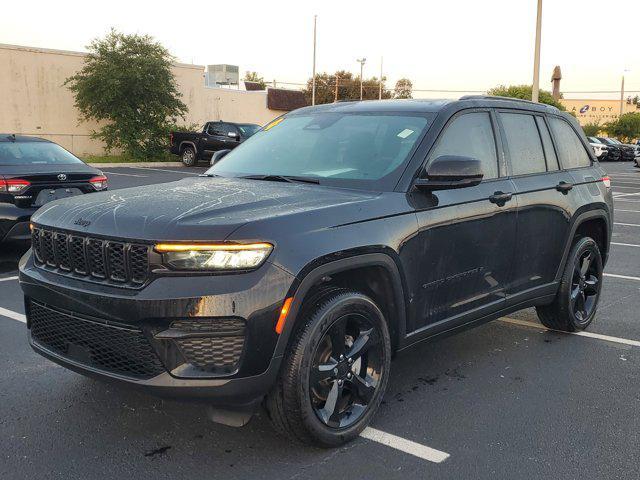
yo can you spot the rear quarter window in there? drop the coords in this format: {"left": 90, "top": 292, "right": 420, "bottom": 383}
{"left": 499, "top": 113, "right": 546, "bottom": 176}
{"left": 548, "top": 117, "right": 591, "bottom": 169}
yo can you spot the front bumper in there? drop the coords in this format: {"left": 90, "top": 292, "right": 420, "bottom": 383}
{"left": 19, "top": 252, "right": 295, "bottom": 406}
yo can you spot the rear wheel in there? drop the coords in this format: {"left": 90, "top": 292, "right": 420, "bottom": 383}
{"left": 266, "top": 290, "right": 391, "bottom": 447}
{"left": 181, "top": 146, "right": 196, "bottom": 167}
{"left": 536, "top": 237, "right": 603, "bottom": 331}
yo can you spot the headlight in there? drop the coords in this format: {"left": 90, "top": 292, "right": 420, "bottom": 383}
{"left": 155, "top": 243, "right": 273, "bottom": 271}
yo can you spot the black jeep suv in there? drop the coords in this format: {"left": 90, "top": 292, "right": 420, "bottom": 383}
{"left": 20, "top": 97, "right": 613, "bottom": 446}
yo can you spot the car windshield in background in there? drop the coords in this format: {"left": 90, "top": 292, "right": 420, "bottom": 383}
{"left": 237, "top": 124, "right": 261, "bottom": 137}
{"left": 589, "top": 137, "right": 602, "bottom": 144}
{"left": 0, "top": 142, "right": 84, "bottom": 166}
{"left": 207, "top": 112, "right": 432, "bottom": 190}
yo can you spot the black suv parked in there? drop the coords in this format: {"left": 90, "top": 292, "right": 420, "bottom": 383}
{"left": 20, "top": 97, "right": 613, "bottom": 446}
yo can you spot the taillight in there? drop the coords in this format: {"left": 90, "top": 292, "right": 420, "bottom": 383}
{"left": 0, "top": 178, "right": 31, "bottom": 193}
{"left": 169, "top": 132, "right": 174, "bottom": 146}
{"left": 602, "top": 176, "right": 611, "bottom": 188}
{"left": 89, "top": 175, "right": 108, "bottom": 191}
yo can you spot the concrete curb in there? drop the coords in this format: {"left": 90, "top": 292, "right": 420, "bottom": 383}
{"left": 88, "top": 162, "right": 185, "bottom": 168}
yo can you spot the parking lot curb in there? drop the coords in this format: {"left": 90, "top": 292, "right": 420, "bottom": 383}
{"left": 88, "top": 162, "right": 184, "bottom": 168}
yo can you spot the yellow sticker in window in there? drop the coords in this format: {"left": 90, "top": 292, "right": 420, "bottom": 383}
{"left": 264, "top": 118, "right": 284, "bottom": 131}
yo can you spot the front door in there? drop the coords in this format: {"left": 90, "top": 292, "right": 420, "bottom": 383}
{"left": 409, "top": 110, "right": 518, "bottom": 333}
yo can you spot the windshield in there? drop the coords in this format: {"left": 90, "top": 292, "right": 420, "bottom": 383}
{"left": 206, "top": 112, "right": 432, "bottom": 190}
{"left": 589, "top": 137, "right": 602, "bottom": 144}
{"left": 610, "top": 138, "right": 622, "bottom": 144}
{"left": 237, "top": 124, "right": 261, "bottom": 137}
{"left": 599, "top": 138, "right": 615, "bottom": 145}
{"left": 0, "top": 142, "right": 84, "bottom": 166}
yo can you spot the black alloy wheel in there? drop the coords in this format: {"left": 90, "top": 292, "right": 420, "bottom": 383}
{"left": 309, "top": 313, "right": 384, "bottom": 429}
{"left": 536, "top": 237, "right": 603, "bottom": 331}
{"left": 266, "top": 290, "right": 391, "bottom": 447}
{"left": 570, "top": 249, "right": 600, "bottom": 325}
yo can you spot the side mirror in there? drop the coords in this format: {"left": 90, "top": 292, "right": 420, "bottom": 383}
{"left": 415, "top": 155, "right": 484, "bottom": 191}
{"left": 228, "top": 131, "right": 239, "bottom": 140}
{"left": 211, "top": 149, "right": 231, "bottom": 166}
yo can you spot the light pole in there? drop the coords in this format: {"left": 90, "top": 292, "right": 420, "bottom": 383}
{"left": 531, "top": 0, "right": 543, "bottom": 103}
{"left": 357, "top": 58, "right": 367, "bottom": 100}
{"left": 312, "top": 15, "right": 317, "bottom": 106}
{"left": 620, "top": 69, "right": 630, "bottom": 116}
{"left": 379, "top": 57, "right": 383, "bottom": 100}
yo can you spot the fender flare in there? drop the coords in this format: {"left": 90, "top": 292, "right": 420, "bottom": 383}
{"left": 555, "top": 208, "right": 611, "bottom": 281}
{"left": 178, "top": 141, "right": 198, "bottom": 156}
{"left": 273, "top": 253, "right": 408, "bottom": 357}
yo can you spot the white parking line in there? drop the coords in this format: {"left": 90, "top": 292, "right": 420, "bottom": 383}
{"left": 615, "top": 209, "right": 640, "bottom": 213}
{"left": 604, "top": 273, "right": 640, "bottom": 282}
{"left": 612, "top": 185, "right": 640, "bottom": 190}
{"left": 501, "top": 317, "right": 640, "bottom": 347}
{"left": 0, "top": 307, "right": 25, "bottom": 323}
{"left": 612, "top": 242, "right": 640, "bottom": 248}
{"left": 360, "top": 427, "right": 450, "bottom": 463}
{"left": 615, "top": 199, "right": 640, "bottom": 203}
{"left": 102, "top": 171, "right": 148, "bottom": 178}
{"left": 126, "top": 167, "right": 201, "bottom": 175}
{"left": 0, "top": 276, "right": 18, "bottom": 282}
{"left": 614, "top": 222, "right": 640, "bottom": 227}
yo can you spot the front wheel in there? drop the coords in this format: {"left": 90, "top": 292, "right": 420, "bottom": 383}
{"left": 536, "top": 237, "right": 603, "bottom": 331}
{"left": 266, "top": 290, "right": 391, "bottom": 447}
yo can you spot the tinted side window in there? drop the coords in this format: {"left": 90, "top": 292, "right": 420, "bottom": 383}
{"left": 500, "top": 113, "right": 546, "bottom": 176}
{"left": 430, "top": 112, "right": 498, "bottom": 179}
{"left": 209, "top": 123, "right": 226, "bottom": 136}
{"left": 535, "top": 116, "right": 559, "bottom": 170}
{"left": 549, "top": 117, "right": 591, "bottom": 169}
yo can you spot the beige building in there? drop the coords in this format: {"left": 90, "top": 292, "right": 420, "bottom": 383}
{"left": 0, "top": 43, "right": 283, "bottom": 156}
{"left": 560, "top": 98, "right": 640, "bottom": 126}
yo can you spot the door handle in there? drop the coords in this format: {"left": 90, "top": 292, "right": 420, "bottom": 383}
{"left": 556, "top": 181, "right": 573, "bottom": 193}
{"left": 489, "top": 191, "right": 513, "bottom": 205}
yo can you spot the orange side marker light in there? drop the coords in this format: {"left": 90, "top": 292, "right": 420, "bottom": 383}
{"left": 275, "top": 297, "right": 294, "bottom": 334}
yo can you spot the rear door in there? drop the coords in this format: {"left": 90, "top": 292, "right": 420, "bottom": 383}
{"left": 409, "top": 110, "right": 518, "bottom": 333}
{"left": 497, "top": 111, "right": 578, "bottom": 299}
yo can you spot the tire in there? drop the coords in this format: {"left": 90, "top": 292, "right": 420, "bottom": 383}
{"left": 536, "top": 237, "right": 603, "bottom": 332}
{"left": 266, "top": 290, "right": 391, "bottom": 447}
{"left": 181, "top": 146, "right": 196, "bottom": 167}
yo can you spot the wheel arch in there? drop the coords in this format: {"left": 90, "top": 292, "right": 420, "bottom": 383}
{"left": 179, "top": 141, "right": 198, "bottom": 154}
{"left": 273, "top": 253, "right": 408, "bottom": 357}
{"left": 556, "top": 208, "right": 611, "bottom": 281}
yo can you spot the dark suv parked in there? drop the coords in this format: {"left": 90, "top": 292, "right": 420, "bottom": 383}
{"left": 20, "top": 97, "right": 613, "bottom": 446}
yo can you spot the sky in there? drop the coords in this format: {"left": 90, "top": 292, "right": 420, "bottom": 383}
{"left": 1, "top": 0, "right": 638, "bottom": 100}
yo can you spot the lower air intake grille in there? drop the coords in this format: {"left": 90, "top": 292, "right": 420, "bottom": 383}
{"left": 29, "top": 300, "right": 165, "bottom": 379}
{"left": 170, "top": 318, "right": 246, "bottom": 373}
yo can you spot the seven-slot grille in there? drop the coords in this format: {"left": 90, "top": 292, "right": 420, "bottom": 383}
{"left": 31, "top": 227, "right": 149, "bottom": 287}
{"left": 29, "top": 300, "right": 165, "bottom": 379}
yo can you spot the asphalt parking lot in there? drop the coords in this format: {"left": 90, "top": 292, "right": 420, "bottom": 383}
{"left": 1, "top": 162, "right": 640, "bottom": 480}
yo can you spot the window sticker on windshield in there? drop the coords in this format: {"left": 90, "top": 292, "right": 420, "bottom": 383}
{"left": 397, "top": 129, "right": 415, "bottom": 139}
{"left": 264, "top": 118, "right": 284, "bottom": 131}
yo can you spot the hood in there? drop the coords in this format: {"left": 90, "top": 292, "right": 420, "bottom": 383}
{"left": 31, "top": 176, "right": 381, "bottom": 241}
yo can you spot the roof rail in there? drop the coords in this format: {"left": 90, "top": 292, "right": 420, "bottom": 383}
{"left": 459, "top": 95, "right": 558, "bottom": 109}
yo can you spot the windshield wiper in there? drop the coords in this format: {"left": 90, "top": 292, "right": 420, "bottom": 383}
{"left": 240, "top": 174, "right": 320, "bottom": 184}
{"left": 199, "top": 173, "right": 220, "bottom": 177}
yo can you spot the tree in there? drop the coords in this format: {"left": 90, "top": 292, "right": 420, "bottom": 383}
{"left": 302, "top": 71, "right": 392, "bottom": 105}
{"left": 244, "top": 71, "right": 266, "bottom": 90}
{"left": 394, "top": 78, "right": 413, "bottom": 99}
{"left": 603, "top": 113, "right": 640, "bottom": 142}
{"left": 65, "top": 29, "right": 187, "bottom": 159}
{"left": 582, "top": 121, "right": 601, "bottom": 137}
{"left": 487, "top": 84, "right": 566, "bottom": 111}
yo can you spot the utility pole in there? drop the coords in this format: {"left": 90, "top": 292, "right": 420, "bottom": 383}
{"left": 334, "top": 75, "right": 339, "bottom": 102}
{"left": 357, "top": 58, "right": 367, "bottom": 100}
{"left": 312, "top": 15, "right": 317, "bottom": 105}
{"left": 531, "top": 0, "right": 543, "bottom": 103}
{"left": 620, "top": 74, "right": 625, "bottom": 116}
{"left": 379, "top": 57, "right": 383, "bottom": 100}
